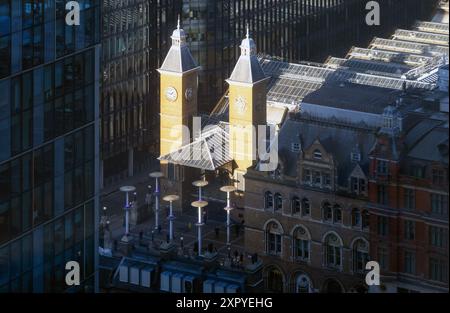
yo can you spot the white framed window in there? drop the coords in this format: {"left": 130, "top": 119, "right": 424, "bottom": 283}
{"left": 291, "top": 143, "right": 301, "bottom": 153}
{"left": 352, "top": 208, "right": 361, "bottom": 227}
{"left": 429, "top": 226, "right": 446, "bottom": 248}
{"left": 295, "top": 274, "right": 313, "bottom": 293}
{"left": 322, "top": 202, "right": 332, "bottom": 222}
{"left": 353, "top": 239, "right": 369, "bottom": 273}
{"left": 266, "top": 222, "right": 282, "bottom": 256}
{"left": 303, "top": 169, "right": 312, "bottom": 184}
{"left": 429, "top": 258, "right": 448, "bottom": 283}
{"left": 325, "top": 233, "right": 342, "bottom": 269}
{"left": 301, "top": 198, "right": 310, "bottom": 217}
{"left": 313, "top": 171, "right": 321, "bottom": 185}
{"left": 313, "top": 149, "right": 322, "bottom": 159}
{"left": 293, "top": 226, "right": 310, "bottom": 262}
{"left": 291, "top": 197, "right": 301, "bottom": 214}
{"left": 265, "top": 191, "right": 273, "bottom": 210}
{"left": 351, "top": 177, "right": 367, "bottom": 195}
{"left": 274, "top": 193, "right": 283, "bottom": 211}
{"left": 333, "top": 205, "right": 342, "bottom": 224}
{"left": 376, "top": 160, "right": 389, "bottom": 175}
{"left": 431, "top": 194, "right": 448, "bottom": 216}
{"left": 351, "top": 152, "right": 361, "bottom": 162}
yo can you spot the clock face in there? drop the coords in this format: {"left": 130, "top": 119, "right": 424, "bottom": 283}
{"left": 185, "top": 88, "right": 193, "bottom": 101}
{"left": 165, "top": 87, "right": 178, "bottom": 102}
{"left": 235, "top": 96, "right": 247, "bottom": 114}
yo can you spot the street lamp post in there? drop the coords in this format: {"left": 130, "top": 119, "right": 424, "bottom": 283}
{"left": 220, "top": 185, "right": 236, "bottom": 247}
{"left": 192, "top": 180, "right": 208, "bottom": 201}
{"left": 193, "top": 180, "right": 208, "bottom": 225}
{"left": 149, "top": 172, "right": 163, "bottom": 230}
{"left": 163, "top": 195, "right": 179, "bottom": 242}
{"left": 191, "top": 200, "right": 208, "bottom": 257}
{"left": 119, "top": 186, "right": 136, "bottom": 242}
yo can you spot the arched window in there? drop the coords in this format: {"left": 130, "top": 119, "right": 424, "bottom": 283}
{"left": 352, "top": 208, "right": 361, "bottom": 227}
{"left": 292, "top": 197, "right": 301, "bottom": 214}
{"left": 293, "top": 226, "right": 310, "bottom": 261}
{"left": 295, "top": 274, "right": 313, "bottom": 293}
{"left": 353, "top": 239, "right": 369, "bottom": 273}
{"left": 323, "top": 202, "right": 332, "bottom": 222}
{"left": 324, "top": 233, "right": 342, "bottom": 269}
{"left": 265, "top": 191, "right": 273, "bottom": 210}
{"left": 333, "top": 204, "right": 342, "bottom": 224}
{"left": 274, "top": 193, "right": 283, "bottom": 211}
{"left": 301, "top": 198, "right": 310, "bottom": 216}
{"left": 266, "top": 222, "right": 282, "bottom": 255}
{"left": 362, "top": 210, "right": 370, "bottom": 230}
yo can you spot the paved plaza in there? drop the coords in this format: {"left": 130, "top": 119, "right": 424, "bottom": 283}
{"left": 100, "top": 170, "right": 249, "bottom": 266}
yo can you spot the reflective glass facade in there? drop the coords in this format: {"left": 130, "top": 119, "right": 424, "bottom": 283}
{"left": 181, "top": 0, "right": 437, "bottom": 112}
{"left": 99, "top": 0, "right": 434, "bottom": 182}
{"left": 101, "top": 0, "right": 181, "bottom": 183}
{"left": 0, "top": 0, "right": 100, "bottom": 292}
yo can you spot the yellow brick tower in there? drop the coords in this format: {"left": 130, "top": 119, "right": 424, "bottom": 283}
{"left": 227, "top": 27, "right": 269, "bottom": 190}
{"left": 158, "top": 18, "right": 200, "bottom": 156}
{"left": 158, "top": 18, "right": 200, "bottom": 211}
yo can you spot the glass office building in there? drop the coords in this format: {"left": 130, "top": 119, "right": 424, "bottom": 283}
{"left": 101, "top": 0, "right": 181, "bottom": 184}
{"left": 181, "top": 0, "right": 438, "bottom": 112}
{"left": 99, "top": 0, "right": 436, "bottom": 183}
{"left": 0, "top": 0, "right": 101, "bottom": 292}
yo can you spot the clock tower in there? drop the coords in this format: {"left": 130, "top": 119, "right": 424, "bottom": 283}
{"left": 158, "top": 18, "right": 200, "bottom": 212}
{"left": 158, "top": 18, "right": 200, "bottom": 157}
{"left": 227, "top": 27, "right": 269, "bottom": 187}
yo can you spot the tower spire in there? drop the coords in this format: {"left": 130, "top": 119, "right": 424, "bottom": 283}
{"left": 177, "top": 14, "right": 181, "bottom": 30}
{"left": 246, "top": 23, "right": 250, "bottom": 39}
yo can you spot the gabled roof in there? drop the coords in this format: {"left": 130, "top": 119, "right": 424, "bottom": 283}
{"left": 407, "top": 123, "right": 449, "bottom": 164}
{"left": 276, "top": 117, "right": 376, "bottom": 185}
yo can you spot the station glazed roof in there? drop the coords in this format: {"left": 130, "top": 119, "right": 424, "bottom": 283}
{"left": 158, "top": 123, "right": 233, "bottom": 171}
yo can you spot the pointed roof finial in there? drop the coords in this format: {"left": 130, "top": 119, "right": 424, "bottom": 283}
{"left": 246, "top": 23, "right": 250, "bottom": 39}
{"left": 177, "top": 14, "right": 181, "bottom": 30}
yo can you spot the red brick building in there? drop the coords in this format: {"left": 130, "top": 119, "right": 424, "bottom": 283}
{"left": 368, "top": 108, "right": 449, "bottom": 292}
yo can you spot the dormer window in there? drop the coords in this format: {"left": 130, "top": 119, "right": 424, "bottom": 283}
{"left": 313, "top": 150, "right": 322, "bottom": 159}
{"left": 351, "top": 152, "right": 361, "bottom": 162}
{"left": 350, "top": 177, "right": 367, "bottom": 195}
{"left": 291, "top": 143, "right": 301, "bottom": 153}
